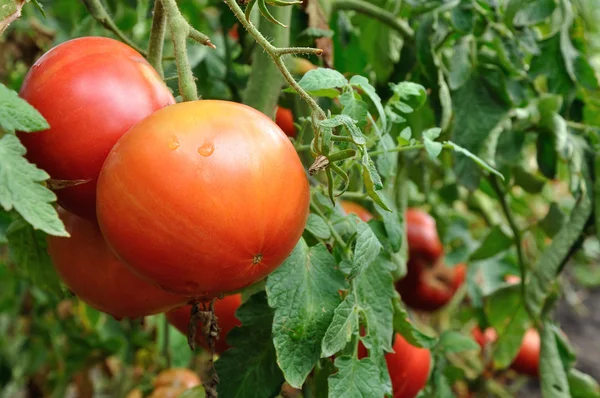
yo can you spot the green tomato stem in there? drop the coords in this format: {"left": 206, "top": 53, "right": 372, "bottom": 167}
{"left": 148, "top": 0, "right": 166, "bottom": 78}
{"left": 331, "top": 0, "right": 414, "bottom": 39}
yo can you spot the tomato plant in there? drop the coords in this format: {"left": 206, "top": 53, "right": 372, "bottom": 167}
{"left": 3, "top": 0, "right": 600, "bottom": 397}
{"left": 167, "top": 294, "right": 242, "bottom": 354}
{"left": 17, "top": 36, "right": 175, "bottom": 219}
{"left": 47, "top": 208, "right": 187, "bottom": 320}
{"left": 96, "top": 100, "right": 309, "bottom": 298}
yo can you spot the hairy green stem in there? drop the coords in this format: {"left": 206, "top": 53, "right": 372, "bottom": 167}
{"left": 82, "top": 0, "right": 147, "bottom": 54}
{"left": 243, "top": 6, "right": 291, "bottom": 116}
{"left": 223, "top": 0, "right": 326, "bottom": 120}
{"left": 148, "top": 0, "right": 166, "bottom": 78}
{"left": 332, "top": 0, "right": 414, "bottom": 39}
{"left": 161, "top": 0, "right": 200, "bottom": 101}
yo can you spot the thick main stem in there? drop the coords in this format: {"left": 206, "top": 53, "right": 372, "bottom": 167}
{"left": 148, "top": 0, "right": 166, "bottom": 78}
{"left": 332, "top": 0, "right": 414, "bottom": 39}
{"left": 243, "top": 6, "right": 291, "bottom": 116}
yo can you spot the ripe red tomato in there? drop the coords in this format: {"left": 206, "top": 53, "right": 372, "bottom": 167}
{"left": 359, "top": 333, "right": 431, "bottom": 398}
{"left": 472, "top": 327, "right": 539, "bottom": 377}
{"left": 406, "top": 208, "right": 443, "bottom": 261}
{"left": 396, "top": 261, "right": 466, "bottom": 312}
{"left": 166, "top": 293, "right": 242, "bottom": 354}
{"left": 340, "top": 200, "right": 374, "bottom": 222}
{"left": 275, "top": 106, "right": 296, "bottom": 137}
{"left": 511, "top": 328, "right": 540, "bottom": 377}
{"left": 46, "top": 208, "right": 187, "bottom": 320}
{"left": 18, "top": 36, "right": 175, "bottom": 220}
{"left": 97, "top": 100, "right": 310, "bottom": 298}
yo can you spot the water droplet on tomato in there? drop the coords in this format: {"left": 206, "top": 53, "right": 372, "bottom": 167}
{"left": 197, "top": 143, "right": 214, "bottom": 157}
{"left": 168, "top": 135, "right": 180, "bottom": 150}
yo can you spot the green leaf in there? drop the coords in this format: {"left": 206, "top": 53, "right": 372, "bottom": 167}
{"left": 374, "top": 201, "right": 402, "bottom": 253}
{"left": 320, "top": 115, "right": 366, "bottom": 145}
{"left": 360, "top": 151, "right": 390, "bottom": 211}
{"left": 451, "top": 75, "right": 510, "bottom": 189}
{"left": 392, "top": 296, "right": 437, "bottom": 349}
{"left": 321, "top": 292, "right": 359, "bottom": 357}
{"left": 512, "top": 165, "right": 546, "bottom": 194}
{"left": 266, "top": 240, "right": 346, "bottom": 388}
{"left": 340, "top": 92, "right": 369, "bottom": 128}
{"left": 448, "top": 36, "right": 473, "bottom": 90}
{"left": 0, "top": 83, "right": 49, "bottom": 134}
{"left": 511, "top": 0, "right": 555, "bottom": 26}
{"left": 388, "top": 82, "right": 428, "bottom": 114}
{"left": 530, "top": 34, "right": 574, "bottom": 99}
{"left": 350, "top": 222, "right": 382, "bottom": 278}
{"left": 0, "top": 135, "right": 67, "bottom": 236}
{"left": 423, "top": 128, "right": 443, "bottom": 160}
{"left": 444, "top": 140, "right": 505, "bottom": 180}
{"left": 296, "top": 68, "right": 348, "bottom": 98}
{"left": 215, "top": 292, "right": 285, "bottom": 398}
{"left": 540, "top": 322, "right": 571, "bottom": 398}
{"left": 375, "top": 134, "right": 397, "bottom": 179}
{"left": 540, "top": 203, "right": 566, "bottom": 238}
{"left": 568, "top": 369, "right": 600, "bottom": 398}
{"left": 469, "top": 226, "right": 513, "bottom": 261}
{"left": 306, "top": 213, "right": 331, "bottom": 240}
{"left": 526, "top": 184, "right": 593, "bottom": 317}
{"left": 356, "top": 256, "right": 395, "bottom": 353}
{"left": 438, "top": 331, "right": 480, "bottom": 354}
{"left": 328, "top": 356, "right": 385, "bottom": 398}
{"left": 484, "top": 285, "right": 530, "bottom": 368}
{"left": 6, "top": 218, "right": 63, "bottom": 297}
{"left": 349, "top": 75, "right": 386, "bottom": 131}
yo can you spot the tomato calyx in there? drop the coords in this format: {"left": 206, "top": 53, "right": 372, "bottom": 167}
{"left": 252, "top": 253, "right": 263, "bottom": 265}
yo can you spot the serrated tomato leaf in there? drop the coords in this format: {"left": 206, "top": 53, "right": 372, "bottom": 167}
{"left": 0, "top": 83, "right": 49, "bottom": 134}
{"left": 540, "top": 321, "right": 571, "bottom": 398}
{"left": 296, "top": 68, "right": 348, "bottom": 98}
{"left": 328, "top": 356, "right": 385, "bottom": 398}
{"left": 392, "top": 296, "right": 437, "bottom": 348}
{"left": 266, "top": 240, "right": 346, "bottom": 388}
{"left": 0, "top": 135, "right": 67, "bottom": 236}
{"left": 215, "top": 292, "right": 285, "bottom": 398}
{"left": 321, "top": 292, "right": 358, "bottom": 357}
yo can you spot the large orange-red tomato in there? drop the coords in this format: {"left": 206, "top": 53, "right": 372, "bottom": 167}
{"left": 46, "top": 208, "right": 187, "bottom": 320}
{"left": 472, "top": 327, "right": 539, "bottom": 377}
{"left": 396, "top": 260, "right": 466, "bottom": 312}
{"left": 275, "top": 106, "right": 296, "bottom": 137}
{"left": 359, "top": 333, "right": 431, "bottom": 398}
{"left": 97, "top": 100, "right": 310, "bottom": 298}
{"left": 167, "top": 294, "right": 242, "bottom": 354}
{"left": 340, "top": 200, "right": 374, "bottom": 222}
{"left": 406, "top": 208, "right": 443, "bottom": 261}
{"left": 18, "top": 36, "right": 175, "bottom": 219}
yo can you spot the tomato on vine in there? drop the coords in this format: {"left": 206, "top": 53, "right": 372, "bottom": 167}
{"left": 405, "top": 208, "right": 443, "bottom": 261}
{"left": 340, "top": 200, "right": 374, "bottom": 222}
{"left": 46, "top": 208, "right": 187, "bottom": 320}
{"left": 97, "top": 100, "right": 310, "bottom": 299}
{"left": 275, "top": 106, "right": 296, "bottom": 138}
{"left": 18, "top": 36, "right": 175, "bottom": 220}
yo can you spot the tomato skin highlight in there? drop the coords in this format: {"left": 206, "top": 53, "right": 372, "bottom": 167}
{"left": 18, "top": 36, "right": 175, "bottom": 220}
{"left": 340, "top": 200, "right": 374, "bottom": 222}
{"left": 46, "top": 208, "right": 187, "bottom": 320}
{"left": 167, "top": 293, "right": 242, "bottom": 354}
{"left": 359, "top": 333, "right": 431, "bottom": 398}
{"left": 97, "top": 100, "right": 310, "bottom": 298}
{"left": 275, "top": 106, "right": 296, "bottom": 137}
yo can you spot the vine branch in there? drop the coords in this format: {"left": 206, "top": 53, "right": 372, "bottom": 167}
{"left": 160, "top": 0, "right": 215, "bottom": 101}
{"left": 223, "top": 0, "right": 327, "bottom": 120}
{"left": 331, "top": 0, "right": 414, "bottom": 39}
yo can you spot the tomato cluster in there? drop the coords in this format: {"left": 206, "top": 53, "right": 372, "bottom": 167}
{"left": 21, "top": 37, "right": 309, "bottom": 324}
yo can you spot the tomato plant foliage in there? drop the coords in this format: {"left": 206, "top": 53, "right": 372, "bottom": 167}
{"left": 3, "top": 0, "right": 600, "bottom": 397}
